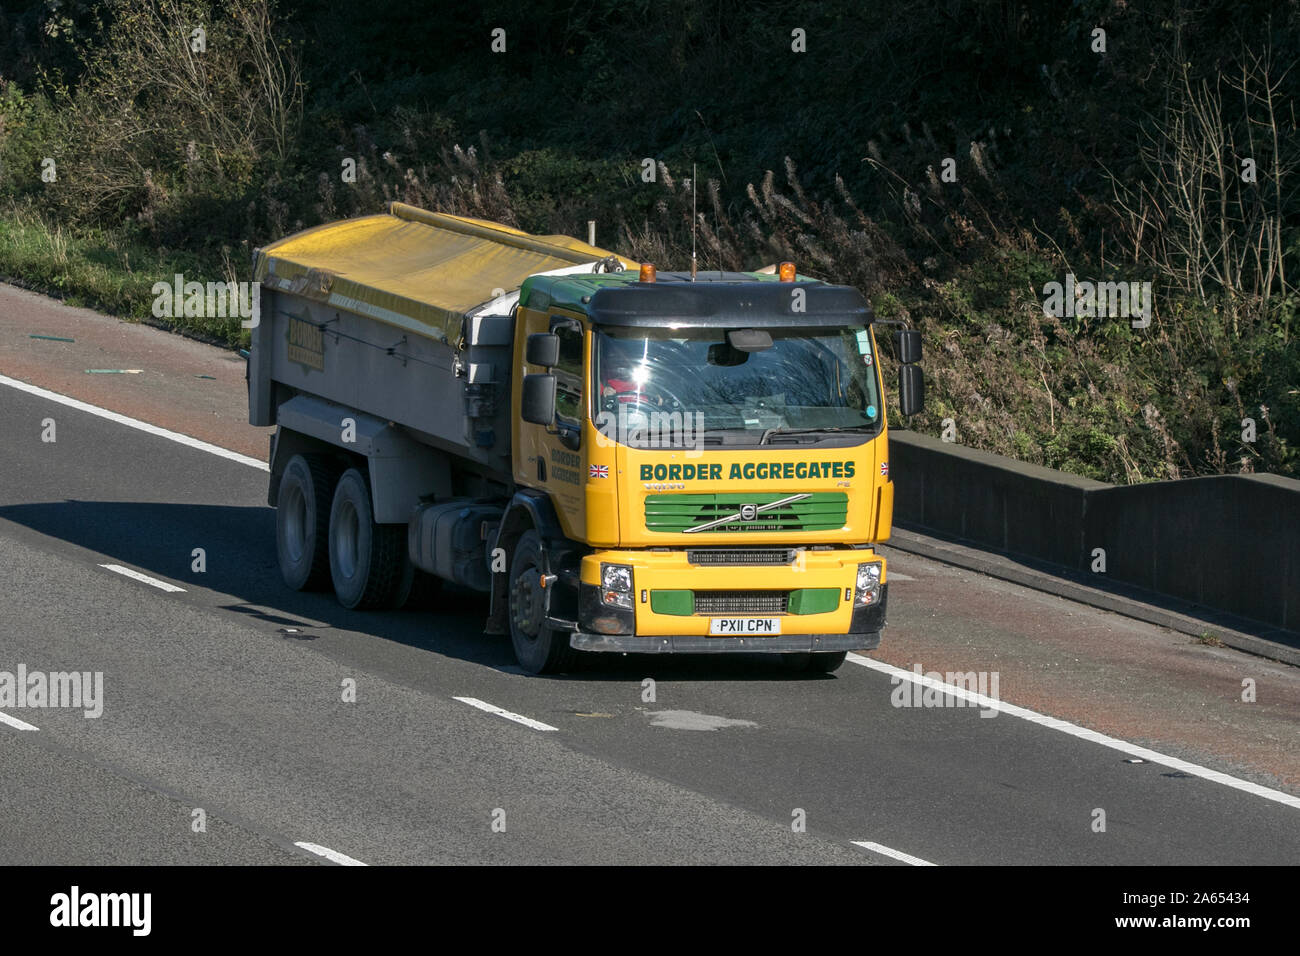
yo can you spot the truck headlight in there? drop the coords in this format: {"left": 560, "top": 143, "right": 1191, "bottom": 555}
{"left": 855, "top": 561, "right": 882, "bottom": 607}
{"left": 600, "top": 562, "right": 633, "bottom": 609}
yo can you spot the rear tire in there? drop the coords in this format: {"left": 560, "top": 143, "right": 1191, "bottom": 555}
{"left": 508, "top": 529, "right": 578, "bottom": 674}
{"left": 328, "top": 467, "right": 410, "bottom": 610}
{"left": 276, "top": 454, "right": 339, "bottom": 591}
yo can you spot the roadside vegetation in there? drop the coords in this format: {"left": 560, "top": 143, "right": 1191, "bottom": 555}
{"left": 0, "top": 0, "right": 1295, "bottom": 481}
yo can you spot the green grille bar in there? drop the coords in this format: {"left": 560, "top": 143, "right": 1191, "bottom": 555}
{"left": 650, "top": 590, "right": 694, "bottom": 616}
{"left": 787, "top": 588, "right": 841, "bottom": 615}
{"left": 645, "top": 491, "right": 848, "bottom": 533}
{"left": 648, "top": 587, "right": 841, "bottom": 616}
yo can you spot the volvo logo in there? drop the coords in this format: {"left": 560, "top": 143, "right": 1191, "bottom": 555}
{"left": 682, "top": 493, "right": 811, "bottom": 533}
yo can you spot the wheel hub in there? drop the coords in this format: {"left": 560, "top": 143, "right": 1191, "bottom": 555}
{"left": 335, "top": 500, "right": 359, "bottom": 579}
{"left": 511, "top": 567, "right": 544, "bottom": 638}
{"left": 283, "top": 485, "right": 306, "bottom": 563}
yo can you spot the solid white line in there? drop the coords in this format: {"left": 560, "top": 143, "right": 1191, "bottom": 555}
{"left": 453, "top": 696, "right": 559, "bottom": 732}
{"left": 99, "top": 564, "right": 187, "bottom": 593}
{"left": 0, "top": 711, "right": 40, "bottom": 732}
{"left": 852, "top": 841, "right": 936, "bottom": 866}
{"left": 294, "top": 842, "right": 368, "bottom": 866}
{"left": 846, "top": 654, "right": 1300, "bottom": 811}
{"left": 888, "top": 572, "right": 915, "bottom": 581}
{"left": 0, "top": 373, "right": 268, "bottom": 471}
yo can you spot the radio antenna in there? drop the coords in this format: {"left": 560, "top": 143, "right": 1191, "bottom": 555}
{"left": 690, "top": 163, "right": 698, "bottom": 280}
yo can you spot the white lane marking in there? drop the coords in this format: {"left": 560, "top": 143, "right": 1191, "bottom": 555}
{"left": 453, "top": 696, "right": 559, "bottom": 732}
{"left": 294, "top": 842, "right": 368, "bottom": 866}
{"left": 847, "top": 654, "right": 1300, "bottom": 811}
{"left": 0, "top": 373, "right": 268, "bottom": 471}
{"left": 0, "top": 711, "right": 40, "bottom": 732}
{"left": 852, "top": 841, "right": 936, "bottom": 866}
{"left": 99, "top": 564, "right": 187, "bottom": 593}
{"left": 888, "top": 572, "right": 915, "bottom": 581}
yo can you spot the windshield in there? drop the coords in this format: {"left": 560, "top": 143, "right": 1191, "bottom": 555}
{"left": 593, "top": 325, "right": 881, "bottom": 447}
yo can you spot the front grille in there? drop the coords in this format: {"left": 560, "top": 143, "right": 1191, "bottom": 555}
{"left": 687, "top": 549, "right": 795, "bottom": 566}
{"left": 645, "top": 492, "right": 849, "bottom": 534}
{"left": 693, "top": 591, "right": 789, "bottom": 615}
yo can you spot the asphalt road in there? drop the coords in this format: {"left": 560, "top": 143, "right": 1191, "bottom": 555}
{"left": 1, "top": 377, "right": 1297, "bottom": 866}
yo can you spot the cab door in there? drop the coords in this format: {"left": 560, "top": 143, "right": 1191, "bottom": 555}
{"left": 513, "top": 307, "right": 588, "bottom": 539}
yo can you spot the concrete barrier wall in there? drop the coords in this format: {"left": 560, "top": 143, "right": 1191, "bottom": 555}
{"left": 1086, "top": 474, "right": 1300, "bottom": 632}
{"left": 888, "top": 431, "right": 1300, "bottom": 632}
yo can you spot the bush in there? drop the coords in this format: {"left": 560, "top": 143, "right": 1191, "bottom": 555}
{"left": 0, "top": 0, "right": 1295, "bottom": 481}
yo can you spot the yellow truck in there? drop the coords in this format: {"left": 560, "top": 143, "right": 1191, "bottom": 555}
{"left": 248, "top": 202, "right": 924, "bottom": 673}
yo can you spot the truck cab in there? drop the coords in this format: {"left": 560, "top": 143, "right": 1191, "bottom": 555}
{"left": 502, "top": 265, "right": 923, "bottom": 672}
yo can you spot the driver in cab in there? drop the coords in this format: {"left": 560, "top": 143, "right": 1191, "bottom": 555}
{"left": 601, "top": 362, "right": 664, "bottom": 407}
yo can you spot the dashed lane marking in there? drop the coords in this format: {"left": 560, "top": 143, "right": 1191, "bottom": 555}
{"left": 99, "top": 564, "right": 186, "bottom": 593}
{"left": 852, "top": 841, "right": 936, "bottom": 866}
{"left": 453, "top": 696, "right": 559, "bottom": 732}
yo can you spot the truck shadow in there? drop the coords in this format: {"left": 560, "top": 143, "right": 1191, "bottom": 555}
{"left": 0, "top": 499, "right": 835, "bottom": 681}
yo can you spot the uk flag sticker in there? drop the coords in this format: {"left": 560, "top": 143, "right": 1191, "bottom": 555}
{"left": 880, "top": 461, "right": 889, "bottom": 477}
{"left": 589, "top": 464, "right": 609, "bottom": 479}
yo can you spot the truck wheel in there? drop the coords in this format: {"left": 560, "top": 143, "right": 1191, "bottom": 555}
{"left": 328, "top": 467, "right": 410, "bottom": 610}
{"left": 402, "top": 569, "right": 443, "bottom": 610}
{"left": 508, "top": 529, "right": 577, "bottom": 674}
{"left": 778, "top": 652, "right": 812, "bottom": 671}
{"left": 807, "top": 651, "right": 848, "bottom": 673}
{"left": 780, "top": 650, "right": 848, "bottom": 674}
{"left": 276, "top": 454, "right": 338, "bottom": 591}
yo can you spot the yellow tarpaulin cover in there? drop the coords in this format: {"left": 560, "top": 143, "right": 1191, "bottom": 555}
{"left": 253, "top": 203, "right": 635, "bottom": 341}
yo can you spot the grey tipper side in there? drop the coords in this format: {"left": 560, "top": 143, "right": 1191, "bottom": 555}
{"left": 249, "top": 285, "right": 516, "bottom": 481}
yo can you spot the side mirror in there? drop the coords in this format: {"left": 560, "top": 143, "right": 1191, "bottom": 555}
{"left": 521, "top": 374, "right": 556, "bottom": 425}
{"left": 526, "top": 333, "right": 560, "bottom": 368}
{"left": 898, "top": 364, "right": 925, "bottom": 417}
{"left": 894, "top": 329, "right": 923, "bottom": 364}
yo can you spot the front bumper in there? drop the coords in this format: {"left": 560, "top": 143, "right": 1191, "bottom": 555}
{"left": 580, "top": 548, "right": 889, "bottom": 637}
{"left": 571, "top": 631, "right": 881, "bottom": 654}
{"left": 572, "top": 569, "right": 888, "bottom": 653}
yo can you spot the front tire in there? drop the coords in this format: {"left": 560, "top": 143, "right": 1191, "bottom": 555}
{"left": 328, "top": 467, "right": 411, "bottom": 609}
{"left": 508, "top": 529, "right": 577, "bottom": 674}
{"left": 779, "top": 650, "right": 848, "bottom": 673}
{"left": 808, "top": 651, "right": 848, "bottom": 673}
{"left": 402, "top": 569, "right": 443, "bottom": 610}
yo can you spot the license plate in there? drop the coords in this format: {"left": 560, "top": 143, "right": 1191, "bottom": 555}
{"left": 709, "top": 617, "right": 782, "bottom": 636}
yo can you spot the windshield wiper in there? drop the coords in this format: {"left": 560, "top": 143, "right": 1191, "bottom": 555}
{"left": 759, "top": 424, "right": 874, "bottom": 445}
{"left": 694, "top": 426, "right": 750, "bottom": 444}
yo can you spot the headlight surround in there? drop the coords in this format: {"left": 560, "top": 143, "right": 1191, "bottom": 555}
{"left": 600, "top": 562, "right": 633, "bottom": 608}
{"left": 855, "top": 561, "right": 883, "bottom": 607}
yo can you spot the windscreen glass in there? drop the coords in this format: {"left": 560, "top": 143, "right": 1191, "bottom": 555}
{"left": 593, "top": 325, "right": 881, "bottom": 446}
